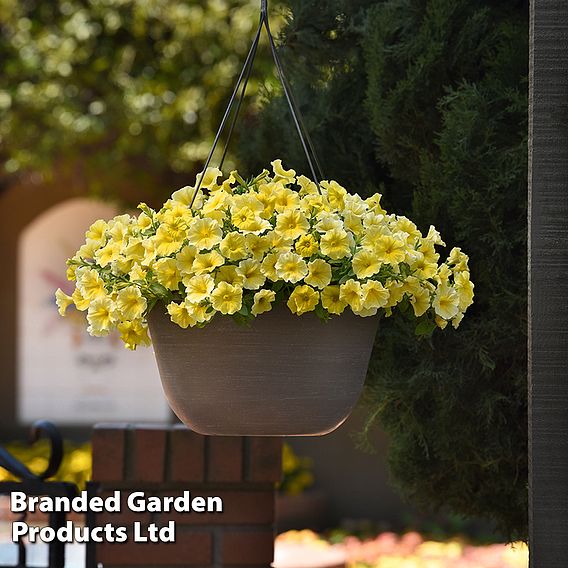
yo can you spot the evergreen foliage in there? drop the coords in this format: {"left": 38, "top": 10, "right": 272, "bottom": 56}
{"left": 239, "top": 0, "right": 528, "bottom": 538}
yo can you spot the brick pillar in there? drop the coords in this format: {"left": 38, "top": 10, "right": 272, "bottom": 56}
{"left": 91, "top": 424, "right": 282, "bottom": 568}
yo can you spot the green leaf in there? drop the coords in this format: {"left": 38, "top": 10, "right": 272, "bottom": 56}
{"left": 415, "top": 319, "right": 436, "bottom": 337}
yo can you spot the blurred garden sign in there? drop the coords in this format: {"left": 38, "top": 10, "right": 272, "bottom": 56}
{"left": 18, "top": 198, "right": 170, "bottom": 424}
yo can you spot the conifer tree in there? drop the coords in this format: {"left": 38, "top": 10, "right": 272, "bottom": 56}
{"left": 240, "top": 0, "right": 528, "bottom": 538}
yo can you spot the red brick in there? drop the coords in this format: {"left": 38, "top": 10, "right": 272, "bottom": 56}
{"left": 155, "top": 490, "right": 274, "bottom": 525}
{"left": 247, "top": 438, "right": 283, "bottom": 483}
{"left": 97, "top": 530, "right": 212, "bottom": 566}
{"left": 92, "top": 424, "right": 127, "bottom": 482}
{"left": 207, "top": 437, "right": 243, "bottom": 482}
{"left": 131, "top": 425, "right": 167, "bottom": 483}
{"left": 222, "top": 531, "right": 275, "bottom": 565}
{"left": 169, "top": 426, "right": 205, "bottom": 483}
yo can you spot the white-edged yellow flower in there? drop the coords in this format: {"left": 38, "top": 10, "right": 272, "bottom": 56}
{"left": 211, "top": 282, "right": 243, "bottom": 315}
{"left": 433, "top": 283, "right": 460, "bottom": 320}
{"left": 238, "top": 259, "right": 266, "bottom": 290}
{"left": 352, "top": 249, "right": 381, "bottom": 279}
{"left": 55, "top": 288, "right": 74, "bottom": 316}
{"left": 192, "top": 251, "right": 224, "bottom": 275}
{"left": 176, "top": 245, "right": 198, "bottom": 276}
{"left": 305, "top": 259, "right": 332, "bottom": 289}
{"left": 214, "top": 266, "right": 245, "bottom": 287}
{"left": 340, "top": 279, "right": 363, "bottom": 312}
{"left": 361, "top": 280, "right": 389, "bottom": 310}
{"left": 287, "top": 285, "right": 319, "bottom": 316}
{"left": 117, "top": 286, "right": 147, "bottom": 321}
{"left": 295, "top": 234, "right": 319, "bottom": 257}
{"left": 187, "top": 218, "right": 223, "bottom": 250}
{"left": 252, "top": 289, "right": 276, "bottom": 316}
{"left": 271, "top": 159, "right": 296, "bottom": 182}
{"left": 261, "top": 253, "right": 280, "bottom": 281}
{"left": 117, "top": 320, "right": 151, "bottom": 350}
{"left": 275, "top": 252, "right": 309, "bottom": 283}
{"left": 76, "top": 268, "right": 107, "bottom": 301}
{"left": 87, "top": 297, "right": 117, "bottom": 336}
{"left": 320, "top": 228, "right": 351, "bottom": 260}
{"left": 153, "top": 258, "right": 181, "bottom": 290}
{"left": 167, "top": 301, "right": 196, "bottom": 329}
{"left": 373, "top": 235, "right": 406, "bottom": 266}
{"left": 275, "top": 209, "right": 309, "bottom": 240}
{"left": 185, "top": 274, "right": 215, "bottom": 303}
{"left": 220, "top": 232, "right": 248, "bottom": 261}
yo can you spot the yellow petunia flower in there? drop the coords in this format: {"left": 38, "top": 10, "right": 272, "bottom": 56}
{"left": 153, "top": 258, "right": 181, "bottom": 290}
{"left": 361, "top": 280, "right": 390, "bottom": 310}
{"left": 273, "top": 187, "right": 300, "bottom": 212}
{"left": 321, "top": 180, "right": 347, "bottom": 210}
{"left": 154, "top": 225, "right": 184, "bottom": 257}
{"left": 76, "top": 268, "right": 107, "bottom": 301}
{"left": 176, "top": 245, "right": 198, "bottom": 276}
{"left": 275, "top": 252, "right": 309, "bottom": 283}
{"left": 185, "top": 274, "right": 215, "bottom": 303}
{"left": 116, "top": 286, "right": 147, "bottom": 321}
{"left": 409, "top": 286, "right": 431, "bottom": 317}
{"left": 95, "top": 241, "right": 122, "bottom": 268}
{"left": 252, "top": 289, "right": 276, "bottom": 316}
{"left": 287, "top": 285, "right": 319, "bottom": 316}
{"left": 454, "top": 271, "right": 475, "bottom": 311}
{"left": 87, "top": 297, "right": 117, "bottom": 336}
{"left": 71, "top": 288, "right": 90, "bottom": 311}
{"left": 352, "top": 249, "right": 381, "bottom": 279}
{"left": 245, "top": 234, "right": 271, "bottom": 259}
{"left": 275, "top": 209, "right": 310, "bottom": 240}
{"left": 117, "top": 320, "right": 151, "bottom": 350}
{"left": 432, "top": 283, "right": 460, "bottom": 320}
{"left": 187, "top": 218, "right": 223, "bottom": 250}
{"left": 211, "top": 282, "right": 243, "bottom": 315}
{"left": 220, "top": 232, "right": 248, "bottom": 261}
{"left": 321, "top": 285, "right": 347, "bottom": 315}
{"left": 320, "top": 228, "right": 351, "bottom": 260}
{"left": 192, "top": 250, "right": 224, "bottom": 275}
{"left": 238, "top": 259, "right": 266, "bottom": 290}
{"left": 214, "top": 265, "right": 245, "bottom": 287}
{"left": 85, "top": 219, "right": 108, "bottom": 243}
{"left": 305, "top": 259, "right": 332, "bottom": 289}
{"left": 261, "top": 253, "right": 280, "bottom": 281}
{"left": 55, "top": 288, "right": 73, "bottom": 316}
{"left": 373, "top": 235, "right": 406, "bottom": 266}
{"left": 271, "top": 159, "right": 296, "bottom": 182}
{"left": 295, "top": 234, "right": 319, "bottom": 257}
{"left": 129, "top": 263, "right": 148, "bottom": 282}
{"left": 340, "top": 279, "right": 363, "bottom": 312}
{"left": 167, "top": 301, "right": 196, "bottom": 329}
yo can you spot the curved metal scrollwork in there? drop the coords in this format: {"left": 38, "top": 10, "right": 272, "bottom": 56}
{"left": 0, "top": 420, "right": 63, "bottom": 481}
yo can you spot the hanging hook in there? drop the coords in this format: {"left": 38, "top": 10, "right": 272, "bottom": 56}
{"left": 261, "top": 0, "right": 268, "bottom": 18}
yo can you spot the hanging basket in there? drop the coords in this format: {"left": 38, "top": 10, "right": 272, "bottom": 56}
{"left": 149, "top": 305, "right": 378, "bottom": 436}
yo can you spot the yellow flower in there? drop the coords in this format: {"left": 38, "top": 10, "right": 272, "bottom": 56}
{"left": 137, "top": 212, "right": 153, "bottom": 230}
{"left": 343, "top": 212, "right": 363, "bottom": 236}
{"left": 265, "top": 230, "right": 293, "bottom": 252}
{"left": 385, "top": 281, "right": 406, "bottom": 309}
{"left": 116, "top": 286, "right": 147, "bottom": 320}
{"left": 273, "top": 187, "right": 300, "bottom": 212}
{"left": 211, "top": 282, "right": 243, "bottom": 315}
{"left": 124, "top": 238, "right": 145, "bottom": 263}
{"left": 261, "top": 253, "right": 280, "bottom": 281}
{"left": 435, "top": 315, "right": 449, "bottom": 329}
{"left": 232, "top": 207, "right": 270, "bottom": 234}
{"left": 321, "top": 180, "right": 347, "bottom": 209}
{"left": 271, "top": 159, "right": 296, "bottom": 182}
{"left": 87, "top": 297, "right": 117, "bottom": 336}
{"left": 196, "top": 167, "right": 223, "bottom": 190}
{"left": 154, "top": 225, "right": 184, "bottom": 256}
{"left": 76, "top": 268, "right": 107, "bottom": 301}
{"left": 297, "top": 175, "right": 318, "bottom": 195}
{"left": 167, "top": 301, "right": 196, "bottom": 329}
{"left": 203, "top": 189, "right": 230, "bottom": 215}
{"left": 352, "top": 249, "right": 381, "bottom": 279}
{"left": 454, "top": 271, "right": 474, "bottom": 311}
{"left": 287, "top": 285, "right": 319, "bottom": 315}
{"left": 220, "top": 232, "right": 248, "bottom": 261}
{"left": 129, "top": 263, "right": 147, "bottom": 282}
{"left": 275, "top": 210, "right": 310, "bottom": 240}
{"left": 361, "top": 280, "right": 390, "bottom": 310}
{"left": 188, "top": 302, "right": 215, "bottom": 324}
{"left": 275, "top": 252, "right": 309, "bottom": 283}
{"left": 427, "top": 224, "right": 446, "bottom": 246}
{"left": 153, "top": 258, "right": 181, "bottom": 290}
{"left": 117, "top": 320, "right": 151, "bottom": 350}
{"left": 411, "top": 252, "right": 437, "bottom": 279}
{"left": 77, "top": 240, "right": 98, "bottom": 261}
{"left": 252, "top": 289, "right": 276, "bottom": 316}
{"left": 321, "top": 285, "right": 347, "bottom": 315}
{"left": 95, "top": 241, "right": 121, "bottom": 268}
{"left": 238, "top": 259, "right": 266, "bottom": 290}
{"left": 215, "top": 266, "right": 245, "bottom": 287}
{"left": 176, "top": 245, "right": 198, "bottom": 276}
{"left": 373, "top": 235, "right": 407, "bottom": 266}
{"left": 320, "top": 228, "right": 351, "bottom": 260}
{"left": 452, "top": 312, "right": 464, "bottom": 329}
{"left": 185, "top": 274, "right": 215, "bottom": 303}
{"left": 192, "top": 251, "right": 224, "bottom": 275}
{"left": 432, "top": 283, "right": 459, "bottom": 320}
{"left": 85, "top": 219, "right": 108, "bottom": 243}
{"left": 410, "top": 287, "right": 430, "bottom": 317}
{"left": 305, "top": 259, "right": 332, "bottom": 289}
{"left": 170, "top": 186, "right": 195, "bottom": 207}
{"left": 71, "top": 288, "right": 90, "bottom": 311}
{"left": 55, "top": 289, "right": 73, "bottom": 316}
{"left": 339, "top": 279, "right": 363, "bottom": 312}
{"left": 245, "top": 234, "right": 271, "bottom": 259}
{"left": 187, "top": 218, "right": 223, "bottom": 250}
{"left": 295, "top": 234, "right": 319, "bottom": 257}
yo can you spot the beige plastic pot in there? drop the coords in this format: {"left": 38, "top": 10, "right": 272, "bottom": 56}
{"left": 148, "top": 304, "right": 378, "bottom": 436}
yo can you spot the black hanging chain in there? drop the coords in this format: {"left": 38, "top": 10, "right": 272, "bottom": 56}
{"left": 189, "top": 0, "right": 324, "bottom": 208}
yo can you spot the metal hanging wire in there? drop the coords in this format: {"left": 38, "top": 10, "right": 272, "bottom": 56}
{"left": 189, "top": 0, "right": 324, "bottom": 208}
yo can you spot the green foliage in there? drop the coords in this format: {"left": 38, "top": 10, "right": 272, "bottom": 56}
{"left": 239, "top": 0, "right": 528, "bottom": 538}
{"left": 0, "top": 0, "right": 279, "bottom": 200}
